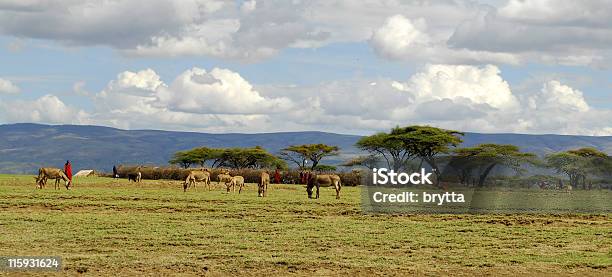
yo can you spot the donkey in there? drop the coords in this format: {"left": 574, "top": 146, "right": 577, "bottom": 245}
{"left": 225, "top": 176, "right": 245, "bottom": 193}
{"left": 184, "top": 171, "right": 211, "bottom": 192}
{"left": 307, "top": 174, "right": 342, "bottom": 199}
{"left": 36, "top": 168, "right": 70, "bottom": 190}
{"left": 259, "top": 172, "right": 270, "bottom": 197}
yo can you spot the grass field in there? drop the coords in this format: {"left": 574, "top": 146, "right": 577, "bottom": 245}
{"left": 0, "top": 174, "right": 611, "bottom": 276}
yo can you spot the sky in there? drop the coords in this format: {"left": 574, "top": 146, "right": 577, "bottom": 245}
{"left": 0, "top": 0, "right": 611, "bottom": 136}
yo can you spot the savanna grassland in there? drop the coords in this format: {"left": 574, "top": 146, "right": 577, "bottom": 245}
{"left": 0, "top": 174, "right": 610, "bottom": 276}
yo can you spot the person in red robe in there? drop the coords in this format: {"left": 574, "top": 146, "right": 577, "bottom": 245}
{"left": 64, "top": 160, "right": 73, "bottom": 187}
{"left": 274, "top": 169, "right": 281, "bottom": 184}
{"left": 300, "top": 171, "right": 312, "bottom": 185}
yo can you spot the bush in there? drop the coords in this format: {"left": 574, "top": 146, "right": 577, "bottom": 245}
{"left": 112, "top": 165, "right": 362, "bottom": 186}
{"left": 116, "top": 165, "right": 191, "bottom": 180}
{"left": 336, "top": 170, "right": 364, "bottom": 187}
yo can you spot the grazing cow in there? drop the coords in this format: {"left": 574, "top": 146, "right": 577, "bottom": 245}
{"left": 225, "top": 176, "right": 245, "bottom": 193}
{"left": 259, "top": 172, "right": 270, "bottom": 197}
{"left": 307, "top": 174, "right": 342, "bottom": 199}
{"left": 36, "top": 168, "right": 70, "bottom": 190}
{"left": 183, "top": 171, "right": 211, "bottom": 192}
{"left": 217, "top": 173, "right": 232, "bottom": 184}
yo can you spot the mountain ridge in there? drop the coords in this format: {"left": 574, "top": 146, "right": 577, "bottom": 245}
{"left": 1, "top": 123, "right": 611, "bottom": 174}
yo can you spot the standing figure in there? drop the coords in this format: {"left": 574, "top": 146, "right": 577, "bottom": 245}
{"left": 300, "top": 171, "right": 306, "bottom": 184}
{"left": 274, "top": 169, "right": 281, "bottom": 184}
{"left": 64, "top": 160, "right": 73, "bottom": 187}
{"left": 136, "top": 166, "right": 142, "bottom": 182}
{"left": 113, "top": 165, "right": 118, "bottom": 178}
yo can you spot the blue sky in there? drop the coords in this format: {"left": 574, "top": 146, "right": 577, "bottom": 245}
{"left": 0, "top": 0, "right": 610, "bottom": 135}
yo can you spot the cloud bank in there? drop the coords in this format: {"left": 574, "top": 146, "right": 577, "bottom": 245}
{"left": 0, "top": 1, "right": 609, "bottom": 135}
{"left": 0, "top": 0, "right": 610, "bottom": 65}
{"left": 1, "top": 65, "right": 610, "bottom": 135}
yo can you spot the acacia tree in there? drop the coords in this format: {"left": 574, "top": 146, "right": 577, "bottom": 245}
{"left": 342, "top": 155, "right": 381, "bottom": 170}
{"left": 356, "top": 132, "right": 413, "bottom": 171}
{"left": 280, "top": 144, "right": 339, "bottom": 170}
{"left": 169, "top": 150, "right": 201, "bottom": 168}
{"left": 546, "top": 147, "right": 609, "bottom": 189}
{"left": 217, "top": 146, "right": 287, "bottom": 169}
{"left": 453, "top": 144, "right": 537, "bottom": 187}
{"left": 191, "top": 147, "right": 222, "bottom": 167}
{"left": 386, "top": 126, "right": 464, "bottom": 183}
{"left": 170, "top": 146, "right": 286, "bottom": 169}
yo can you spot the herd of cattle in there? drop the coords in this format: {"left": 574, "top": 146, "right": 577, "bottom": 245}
{"left": 35, "top": 167, "right": 343, "bottom": 199}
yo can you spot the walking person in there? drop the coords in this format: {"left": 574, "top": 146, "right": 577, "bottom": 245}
{"left": 113, "top": 165, "right": 118, "bottom": 178}
{"left": 64, "top": 160, "right": 73, "bottom": 187}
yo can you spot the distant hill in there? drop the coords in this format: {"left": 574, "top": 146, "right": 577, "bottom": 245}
{"left": 0, "top": 123, "right": 362, "bottom": 174}
{"left": 1, "top": 123, "right": 611, "bottom": 174}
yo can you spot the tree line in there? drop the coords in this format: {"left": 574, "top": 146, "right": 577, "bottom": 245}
{"left": 169, "top": 144, "right": 339, "bottom": 171}
{"left": 169, "top": 125, "right": 612, "bottom": 189}
{"left": 347, "top": 125, "right": 611, "bottom": 188}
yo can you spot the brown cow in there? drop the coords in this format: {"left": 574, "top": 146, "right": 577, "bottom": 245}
{"left": 36, "top": 167, "right": 70, "bottom": 190}
{"left": 259, "top": 172, "right": 270, "bottom": 197}
{"left": 225, "top": 176, "right": 245, "bottom": 193}
{"left": 307, "top": 174, "right": 342, "bottom": 199}
{"left": 184, "top": 171, "right": 211, "bottom": 192}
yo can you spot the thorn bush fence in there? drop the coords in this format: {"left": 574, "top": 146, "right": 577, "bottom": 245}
{"left": 108, "top": 165, "right": 362, "bottom": 186}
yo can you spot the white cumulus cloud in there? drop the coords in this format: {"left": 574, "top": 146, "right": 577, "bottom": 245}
{"left": 528, "top": 81, "right": 590, "bottom": 113}
{"left": 370, "top": 14, "right": 520, "bottom": 65}
{"left": 159, "top": 67, "right": 293, "bottom": 114}
{"left": 2, "top": 65, "right": 610, "bottom": 136}
{"left": 0, "top": 94, "right": 89, "bottom": 124}
{"left": 256, "top": 64, "right": 611, "bottom": 135}
{"left": 90, "top": 67, "right": 294, "bottom": 131}
{"left": 370, "top": 15, "right": 430, "bottom": 59}
{"left": 401, "top": 64, "right": 518, "bottom": 110}
{"left": 0, "top": 78, "right": 20, "bottom": 94}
